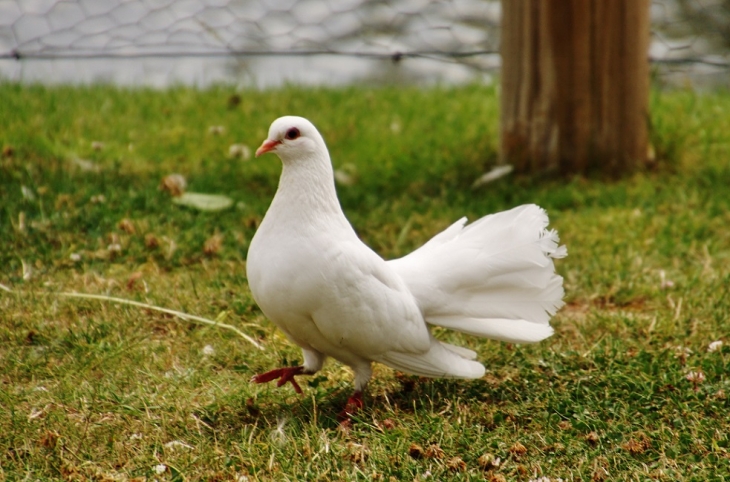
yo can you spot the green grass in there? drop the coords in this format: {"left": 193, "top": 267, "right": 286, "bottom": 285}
{"left": 1, "top": 83, "right": 729, "bottom": 481}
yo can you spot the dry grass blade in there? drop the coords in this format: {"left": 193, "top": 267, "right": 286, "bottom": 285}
{"left": 0, "top": 285, "right": 262, "bottom": 350}
{"left": 57, "top": 292, "right": 263, "bottom": 350}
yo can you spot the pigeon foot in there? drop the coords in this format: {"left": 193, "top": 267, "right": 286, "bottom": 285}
{"left": 251, "top": 366, "right": 306, "bottom": 394}
{"left": 337, "top": 390, "right": 364, "bottom": 425}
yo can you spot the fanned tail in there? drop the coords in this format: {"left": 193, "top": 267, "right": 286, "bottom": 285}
{"left": 388, "top": 204, "right": 566, "bottom": 344}
{"left": 376, "top": 336, "right": 485, "bottom": 379}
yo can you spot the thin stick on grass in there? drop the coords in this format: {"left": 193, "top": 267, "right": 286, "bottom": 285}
{"left": 0, "top": 284, "right": 263, "bottom": 350}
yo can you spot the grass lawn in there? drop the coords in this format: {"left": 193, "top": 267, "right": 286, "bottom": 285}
{"left": 1, "top": 83, "right": 729, "bottom": 481}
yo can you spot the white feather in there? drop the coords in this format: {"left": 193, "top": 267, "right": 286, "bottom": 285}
{"left": 375, "top": 336, "right": 485, "bottom": 379}
{"left": 248, "top": 116, "right": 567, "bottom": 398}
{"left": 389, "top": 204, "right": 566, "bottom": 343}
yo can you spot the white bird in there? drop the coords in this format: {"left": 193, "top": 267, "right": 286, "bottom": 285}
{"left": 247, "top": 116, "right": 567, "bottom": 420}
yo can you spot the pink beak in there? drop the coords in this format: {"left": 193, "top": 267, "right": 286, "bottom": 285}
{"left": 255, "top": 139, "right": 281, "bottom": 157}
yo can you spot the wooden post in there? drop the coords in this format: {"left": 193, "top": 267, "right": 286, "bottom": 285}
{"left": 500, "top": 0, "right": 650, "bottom": 175}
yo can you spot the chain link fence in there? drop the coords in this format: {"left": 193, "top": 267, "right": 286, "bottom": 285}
{"left": 1, "top": 0, "right": 729, "bottom": 88}
{"left": 652, "top": 0, "right": 730, "bottom": 89}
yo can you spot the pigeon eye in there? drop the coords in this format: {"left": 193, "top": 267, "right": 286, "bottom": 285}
{"left": 285, "top": 128, "right": 300, "bottom": 140}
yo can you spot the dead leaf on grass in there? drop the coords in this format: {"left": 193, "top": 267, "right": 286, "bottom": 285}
{"left": 586, "top": 432, "right": 600, "bottom": 445}
{"left": 424, "top": 444, "right": 444, "bottom": 459}
{"left": 346, "top": 442, "right": 370, "bottom": 464}
{"left": 203, "top": 233, "right": 224, "bottom": 256}
{"left": 447, "top": 456, "right": 467, "bottom": 472}
{"left": 173, "top": 192, "right": 233, "bottom": 212}
{"left": 160, "top": 173, "right": 187, "bottom": 196}
{"left": 126, "top": 272, "right": 143, "bottom": 291}
{"left": 144, "top": 233, "right": 160, "bottom": 249}
{"left": 408, "top": 443, "right": 424, "bottom": 459}
{"left": 509, "top": 441, "right": 527, "bottom": 457}
{"left": 478, "top": 453, "right": 500, "bottom": 470}
{"left": 623, "top": 433, "right": 651, "bottom": 455}
{"left": 118, "top": 218, "right": 136, "bottom": 234}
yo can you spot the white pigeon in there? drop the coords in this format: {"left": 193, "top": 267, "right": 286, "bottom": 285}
{"left": 247, "top": 116, "right": 567, "bottom": 420}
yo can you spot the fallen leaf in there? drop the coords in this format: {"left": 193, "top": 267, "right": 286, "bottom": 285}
{"left": 424, "top": 444, "right": 444, "bottom": 459}
{"left": 126, "top": 272, "right": 143, "bottom": 290}
{"left": 160, "top": 174, "right": 187, "bottom": 197}
{"left": 71, "top": 157, "right": 100, "bottom": 172}
{"left": 229, "top": 144, "right": 252, "bottom": 160}
{"left": 164, "top": 440, "right": 194, "bottom": 451}
{"left": 118, "top": 218, "right": 136, "bottom": 234}
{"left": 203, "top": 233, "right": 224, "bottom": 255}
{"left": 509, "top": 442, "right": 527, "bottom": 456}
{"left": 478, "top": 453, "right": 500, "bottom": 470}
{"left": 228, "top": 94, "right": 241, "bottom": 108}
{"left": 145, "top": 233, "right": 160, "bottom": 249}
{"left": 346, "top": 442, "right": 369, "bottom": 464}
{"left": 708, "top": 340, "right": 723, "bottom": 352}
{"left": 622, "top": 434, "right": 651, "bottom": 454}
{"left": 40, "top": 430, "right": 59, "bottom": 449}
{"left": 173, "top": 192, "right": 233, "bottom": 212}
{"left": 472, "top": 165, "right": 513, "bottom": 189}
{"left": 447, "top": 456, "right": 466, "bottom": 472}
{"left": 408, "top": 443, "right": 424, "bottom": 459}
{"left": 21, "top": 185, "right": 36, "bottom": 201}
{"left": 380, "top": 418, "right": 396, "bottom": 430}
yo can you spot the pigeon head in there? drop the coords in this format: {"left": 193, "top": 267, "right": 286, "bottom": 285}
{"left": 255, "top": 116, "right": 326, "bottom": 163}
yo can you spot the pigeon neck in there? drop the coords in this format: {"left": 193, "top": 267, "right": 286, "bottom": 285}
{"left": 274, "top": 152, "right": 344, "bottom": 222}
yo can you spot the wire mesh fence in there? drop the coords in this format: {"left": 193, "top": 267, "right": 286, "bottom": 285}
{"left": 1, "top": 0, "right": 729, "bottom": 88}
{"left": 652, "top": 0, "right": 730, "bottom": 89}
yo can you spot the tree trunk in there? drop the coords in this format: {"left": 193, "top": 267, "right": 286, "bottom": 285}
{"left": 500, "top": 0, "right": 650, "bottom": 175}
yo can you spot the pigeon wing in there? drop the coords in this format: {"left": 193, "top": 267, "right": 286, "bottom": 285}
{"left": 308, "top": 239, "right": 432, "bottom": 358}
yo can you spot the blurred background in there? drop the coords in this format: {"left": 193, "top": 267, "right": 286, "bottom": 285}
{"left": 1, "top": 0, "right": 729, "bottom": 90}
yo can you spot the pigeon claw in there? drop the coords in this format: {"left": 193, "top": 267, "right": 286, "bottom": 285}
{"left": 251, "top": 366, "right": 305, "bottom": 394}
{"left": 337, "top": 390, "right": 364, "bottom": 425}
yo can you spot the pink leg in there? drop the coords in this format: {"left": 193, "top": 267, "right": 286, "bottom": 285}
{"left": 338, "top": 390, "right": 364, "bottom": 424}
{"left": 251, "top": 366, "right": 306, "bottom": 394}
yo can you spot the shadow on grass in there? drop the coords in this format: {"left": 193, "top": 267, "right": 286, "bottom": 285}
{"left": 199, "top": 373, "right": 509, "bottom": 433}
